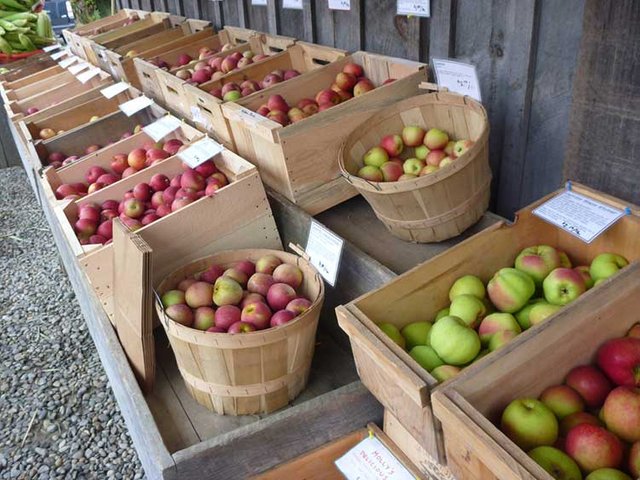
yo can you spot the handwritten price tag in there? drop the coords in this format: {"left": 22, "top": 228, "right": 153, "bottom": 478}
{"left": 68, "top": 61, "right": 90, "bottom": 75}
{"left": 50, "top": 49, "right": 69, "bottom": 60}
{"left": 43, "top": 44, "right": 61, "bottom": 53}
{"left": 335, "top": 436, "right": 415, "bottom": 480}
{"left": 533, "top": 190, "right": 625, "bottom": 244}
{"left": 397, "top": 0, "right": 430, "bottom": 17}
{"left": 178, "top": 137, "right": 225, "bottom": 168}
{"left": 251, "top": 0, "right": 267, "bottom": 5}
{"left": 235, "top": 106, "right": 265, "bottom": 126}
{"left": 58, "top": 55, "right": 79, "bottom": 68}
{"left": 328, "top": 0, "right": 350, "bottom": 10}
{"left": 283, "top": 0, "right": 303, "bottom": 9}
{"left": 101, "top": 81, "right": 130, "bottom": 99}
{"left": 119, "top": 95, "right": 154, "bottom": 117}
{"left": 143, "top": 115, "right": 182, "bottom": 142}
{"left": 305, "top": 220, "right": 344, "bottom": 287}
{"left": 76, "top": 67, "right": 101, "bottom": 84}
{"left": 432, "top": 58, "right": 482, "bottom": 102}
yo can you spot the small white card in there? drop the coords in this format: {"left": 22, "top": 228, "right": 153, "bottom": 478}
{"left": 68, "top": 61, "right": 90, "bottom": 75}
{"left": 306, "top": 220, "right": 344, "bottom": 287}
{"left": 235, "top": 106, "right": 264, "bottom": 126}
{"left": 50, "top": 49, "right": 68, "bottom": 60}
{"left": 533, "top": 190, "right": 625, "bottom": 244}
{"left": 119, "top": 95, "right": 154, "bottom": 116}
{"left": 335, "top": 436, "right": 415, "bottom": 480}
{"left": 101, "top": 81, "right": 130, "bottom": 99}
{"left": 251, "top": 0, "right": 267, "bottom": 5}
{"left": 432, "top": 58, "right": 482, "bottom": 102}
{"left": 143, "top": 115, "right": 182, "bottom": 142}
{"left": 76, "top": 67, "right": 101, "bottom": 84}
{"left": 328, "top": 0, "right": 350, "bottom": 10}
{"left": 283, "top": 0, "right": 303, "bottom": 9}
{"left": 178, "top": 137, "right": 224, "bottom": 168}
{"left": 396, "top": 0, "right": 430, "bottom": 17}
{"left": 58, "top": 55, "right": 78, "bottom": 68}
{"left": 43, "top": 44, "right": 61, "bottom": 53}
{"left": 190, "top": 106, "right": 212, "bottom": 130}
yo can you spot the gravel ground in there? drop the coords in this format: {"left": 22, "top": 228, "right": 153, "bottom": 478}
{"left": 0, "top": 167, "right": 144, "bottom": 479}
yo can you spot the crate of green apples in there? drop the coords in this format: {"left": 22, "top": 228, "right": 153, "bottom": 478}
{"left": 432, "top": 262, "right": 640, "bottom": 480}
{"left": 335, "top": 183, "right": 640, "bottom": 464}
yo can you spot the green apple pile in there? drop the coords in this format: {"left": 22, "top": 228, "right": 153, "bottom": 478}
{"left": 500, "top": 324, "right": 640, "bottom": 479}
{"left": 356, "top": 125, "right": 474, "bottom": 183}
{"left": 376, "top": 247, "right": 629, "bottom": 382}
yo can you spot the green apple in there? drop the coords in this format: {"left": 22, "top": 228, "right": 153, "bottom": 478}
{"left": 431, "top": 365, "right": 460, "bottom": 382}
{"left": 363, "top": 146, "right": 389, "bottom": 168}
{"left": 590, "top": 253, "right": 629, "bottom": 282}
{"left": 515, "top": 298, "right": 547, "bottom": 330}
{"left": 488, "top": 330, "right": 518, "bottom": 351}
{"left": 529, "top": 303, "right": 562, "bottom": 326}
{"left": 402, "top": 158, "right": 425, "bottom": 175}
{"left": 478, "top": 312, "right": 521, "bottom": 345}
{"left": 515, "top": 245, "right": 561, "bottom": 286}
{"left": 501, "top": 398, "right": 559, "bottom": 450}
{"left": 434, "top": 307, "right": 450, "bottom": 321}
{"left": 487, "top": 268, "right": 535, "bottom": 313}
{"left": 543, "top": 268, "right": 586, "bottom": 306}
{"left": 528, "top": 446, "right": 582, "bottom": 480}
{"left": 409, "top": 345, "right": 443, "bottom": 372}
{"left": 449, "top": 294, "right": 486, "bottom": 328}
{"left": 401, "top": 322, "right": 432, "bottom": 350}
{"left": 540, "top": 385, "right": 585, "bottom": 420}
{"left": 574, "top": 265, "right": 595, "bottom": 289}
{"left": 558, "top": 250, "right": 573, "bottom": 268}
{"left": 378, "top": 323, "right": 406, "bottom": 350}
{"left": 430, "top": 316, "right": 481, "bottom": 365}
{"left": 449, "top": 274, "right": 486, "bottom": 301}
{"left": 415, "top": 144, "right": 430, "bottom": 160}
{"left": 585, "top": 469, "right": 631, "bottom": 480}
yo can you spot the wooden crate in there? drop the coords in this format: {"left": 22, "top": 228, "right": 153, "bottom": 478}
{"left": 152, "top": 30, "right": 296, "bottom": 117}
{"left": 0, "top": 56, "right": 58, "bottom": 86}
{"left": 432, "top": 262, "right": 640, "bottom": 480}
{"left": 221, "top": 51, "right": 426, "bottom": 215}
{"left": 2, "top": 69, "right": 77, "bottom": 103}
{"left": 183, "top": 42, "right": 346, "bottom": 149}
{"left": 335, "top": 183, "right": 640, "bottom": 464}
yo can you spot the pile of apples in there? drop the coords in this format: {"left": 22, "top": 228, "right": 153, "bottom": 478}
{"left": 356, "top": 126, "right": 474, "bottom": 182}
{"left": 72, "top": 159, "right": 228, "bottom": 245}
{"left": 253, "top": 62, "right": 381, "bottom": 127}
{"left": 39, "top": 115, "right": 100, "bottom": 140}
{"left": 54, "top": 138, "right": 184, "bottom": 200}
{"left": 377, "top": 247, "right": 629, "bottom": 382}
{"left": 501, "top": 326, "right": 640, "bottom": 479}
{"left": 160, "top": 254, "right": 313, "bottom": 333}
{"left": 206, "top": 68, "right": 302, "bottom": 102}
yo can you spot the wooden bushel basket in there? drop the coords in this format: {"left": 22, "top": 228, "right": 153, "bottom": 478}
{"left": 339, "top": 86, "right": 491, "bottom": 243}
{"left": 155, "top": 249, "right": 325, "bottom": 415}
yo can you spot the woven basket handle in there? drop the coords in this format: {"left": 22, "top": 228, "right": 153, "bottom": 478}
{"left": 419, "top": 82, "right": 449, "bottom": 93}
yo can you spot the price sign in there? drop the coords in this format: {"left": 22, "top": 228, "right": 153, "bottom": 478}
{"left": 190, "top": 106, "right": 212, "bottom": 131}
{"left": 43, "top": 44, "right": 61, "bottom": 53}
{"left": 100, "top": 81, "right": 130, "bottom": 99}
{"left": 335, "top": 435, "right": 415, "bottom": 480}
{"left": 397, "top": 0, "right": 430, "bottom": 17}
{"left": 283, "top": 0, "right": 303, "bottom": 9}
{"left": 68, "top": 61, "right": 90, "bottom": 75}
{"left": 58, "top": 55, "right": 79, "bottom": 68}
{"left": 178, "top": 137, "right": 225, "bottom": 168}
{"left": 50, "top": 49, "right": 69, "bottom": 60}
{"left": 533, "top": 190, "right": 625, "bottom": 244}
{"left": 328, "top": 0, "right": 350, "bottom": 10}
{"left": 432, "top": 58, "right": 482, "bottom": 102}
{"left": 143, "top": 115, "right": 182, "bottom": 142}
{"left": 76, "top": 67, "right": 101, "bottom": 84}
{"left": 119, "top": 95, "right": 154, "bottom": 116}
{"left": 251, "top": 0, "right": 267, "bottom": 5}
{"left": 305, "top": 220, "right": 344, "bottom": 287}
{"left": 235, "top": 106, "right": 265, "bottom": 127}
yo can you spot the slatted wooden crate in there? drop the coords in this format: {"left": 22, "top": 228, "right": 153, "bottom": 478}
{"left": 221, "top": 52, "right": 426, "bottom": 215}
{"left": 432, "top": 262, "right": 640, "bottom": 480}
{"left": 0, "top": 55, "right": 58, "bottom": 86}
{"left": 182, "top": 41, "right": 346, "bottom": 149}
{"left": 2, "top": 69, "right": 78, "bottom": 103}
{"left": 335, "top": 184, "right": 640, "bottom": 464}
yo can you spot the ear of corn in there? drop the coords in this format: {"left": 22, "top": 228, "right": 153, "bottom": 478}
{"left": 0, "top": 4, "right": 54, "bottom": 55}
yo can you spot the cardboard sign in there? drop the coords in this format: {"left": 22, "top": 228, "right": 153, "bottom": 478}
{"left": 328, "top": 0, "right": 351, "bottom": 10}
{"left": 306, "top": 220, "right": 344, "bottom": 287}
{"left": 100, "top": 81, "right": 130, "bottom": 99}
{"left": 335, "top": 436, "right": 415, "bottom": 480}
{"left": 58, "top": 55, "right": 78, "bottom": 68}
{"left": 143, "top": 115, "right": 182, "bottom": 142}
{"left": 432, "top": 58, "right": 482, "bottom": 102}
{"left": 397, "top": 0, "right": 430, "bottom": 17}
{"left": 43, "top": 44, "right": 61, "bottom": 53}
{"left": 178, "top": 137, "right": 224, "bottom": 168}
{"left": 76, "top": 67, "right": 101, "bottom": 84}
{"left": 50, "top": 49, "right": 68, "bottom": 60}
{"left": 68, "top": 61, "right": 90, "bottom": 75}
{"left": 119, "top": 95, "right": 154, "bottom": 117}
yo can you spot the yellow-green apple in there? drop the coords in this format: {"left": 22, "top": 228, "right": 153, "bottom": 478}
{"left": 415, "top": 145, "right": 430, "bottom": 160}
{"left": 515, "top": 245, "right": 562, "bottom": 285}
{"left": 543, "top": 268, "right": 586, "bottom": 305}
{"left": 358, "top": 165, "right": 383, "bottom": 182}
{"left": 602, "top": 386, "right": 640, "bottom": 442}
{"left": 286, "top": 298, "right": 312, "bottom": 315}
{"left": 123, "top": 198, "right": 145, "bottom": 219}
{"left": 515, "top": 298, "right": 547, "bottom": 329}
{"left": 228, "top": 321, "right": 256, "bottom": 334}
{"left": 402, "top": 158, "right": 425, "bottom": 175}
{"left": 629, "top": 441, "right": 640, "bottom": 478}
{"left": 439, "top": 157, "right": 454, "bottom": 168}
{"left": 185, "top": 281, "right": 214, "bottom": 308}
{"left": 529, "top": 303, "right": 562, "bottom": 326}
{"left": 540, "top": 385, "right": 585, "bottom": 420}
{"left": 353, "top": 79, "right": 374, "bottom": 96}
{"left": 488, "top": 330, "right": 518, "bottom": 351}
{"left": 335, "top": 72, "right": 357, "bottom": 90}
{"left": 449, "top": 275, "right": 486, "bottom": 300}
{"left": 500, "top": 398, "right": 559, "bottom": 450}
{"left": 565, "top": 424, "right": 624, "bottom": 472}
{"left": 165, "top": 304, "right": 194, "bottom": 327}
{"left": 585, "top": 469, "right": 631, "bottom": 480}
{"left": 39, "top": 128, "right": 56, "bottom": 139}
{"left": 193, "top": 306, "right": 216, "bottom": 330}
{"left": 401, "top": 125, "right": 426, "bottom": 147}
{"left": 213, "top": 276, "right": 243, "bottom": 306}
{"left": 478, "top": 313, "right": 521, "bottom": 345}
{"left": 401, "top": 322, "right": 432, "bottom": 349}
{"left": 590, "top": 253, "right": 629, "bottom": 282}
{"left": 272, "top": 263, "right": 302, "bottom": 289}
{"left": 398, "top": 173, "right": 417, "bottom": 181}
{"left": 444, "top": 140, "right": 455, "bottom": 156}
{"left": 560, "top": 411, "right": 603, "bottom": 436}
{"left": 596, "top": 337, "right": 640, "bottom": 387}
{"left": 297, "top": 99, "right": 318, "bottom": 115}
{"left": 419, "top": 165, "right": 439, "bottom": 176}
{"left": 214, "top": 305, "right": 241, "bottom": 330}
{"left": 223, "top": 90, "right": 242, "bottom": 101}
{"left": 379, "top": 134, "right": 403, "bottom": 156}
{"left": 287, "top": 107, "right": 306, "bottom": 123}
{"left": 223, "top": 268, "right": 249, "bottom": 287}
{"left": 241, "top": 301, "right": 272, "bottom": 329}
{"left": 426, "top": 149, "right": 446, "bottom": 166}
{"left": 380, "top": 161, "right": 403, "bottom": 181}
{"left": 424, "top": 128, "right": 449, "bottom": 150}
{"left": 363, "top": 146, "right": 389, "bottom": 168}
{"left": 378, "top": 323, "right": 405, "bottom": 349}
{"left": 270, "top": 309, "right": 296, "bottom": 327}
{"left": 453, "top": 139, "right": 474, "bottom": 157}
{"left": 528, "top": 446, "right": 582, "bottom": 480}
{"left": 431, "top": 365, "right": 460, "bottom": 382}
{"left": 161, "top": 289, "right": 185, "bottom": 308}
{"left": 558, "top": 250, "right": 573, "bottom": 268}
{"left": 628, "top": 323, "right": 640, "bottom": 339}
{"left": 409, "top": 345, "right": 443, "bottom": 372}
{"left": 266, "top": 283, "right": 297, "bottom": 311}
{"left": 565, "top": 365, "right": 613, "bottom": 408}
{"left": 487, "top": 268, "right": 535, "bottom": 313}
{"left": 449, "top": 294, "right": 486, "bottom": 328}
{"left": 435, "top": 307, "right": 450, "bottom": 321}
{"left": 256, "top": 255, "right": 282, "bottom": 275}
{"left": 574, "top": 266, "right": 595, "bottom": 289}
{"left": 430, "top": 316, "right": 481, "bottom": 365}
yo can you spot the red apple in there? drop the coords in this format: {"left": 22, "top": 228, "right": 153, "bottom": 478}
{"left": 602, "top": 386, "right": 640, "bottom": 442}
{"left": 335, "top": 72, "right": 357, "bottom": 91}
{"left": 266, "top": 283, "right": 297, "bottom": 311}
{"left": 247, "top": 273, "right": 275, "bottom": 296}
{"left": 353, "top": 79, "right": 374, "bottom": 96}
{"left": 315, "top": 89, "right": 340, "bottom": 106}
{"left": 240, "top": 301, "right": 272, "bottom": 330}
{"left": 133, "top": 183, "right": 152, "bottom": 201}
{"left": 123, "top": 198, "right": 144, "bottom": 219}
{"left": 165, "top": 304, "right": 193, "bottom": 327}
{"left": 110, "top": 154, "right": 128, "bottom": 174}
{"left": 96, "top": 173, "right": 119, "bottom": 186}
{"left": 163, "top": 139, "right": 183, "bottom": 155}
{"left": 342, "top": 63, "right": 363, "bottom": 78}
{"left": 597, "top": 337, "right": 640, "bottom": 387}
{"left": 380, "top": 161, "right": 404, "bottom": 182}
{"left": 85, "top": 166, "right": 106, "bottom": 184}
{"left": 270, "top": 309, "right": 296, "bottom": 327}
{"left": 228, "top": 321, "right": 256, "bottom": 334}
{"left": 565, "top": 424, "right": 623, "bottom": 472}
{"left": 128, "top": 148, "right": 146, "bottom": 170}
{"left": 286, "top": 297, "right": 312, "bottom": 315}
{"left": 267, "top": 94, "right": 290, "bottom": 113}
{"left": 122, "top": 167, "right": 138, "bottom": 178}
{"left": 560, "top": 411, "right": 603, "bottom": 436}
{"left": 149, "top": 174, "right": 170, "bottom": 192}
{"left": 379, "top": 134, "right": 404, "bottom": 157}
{"left": 180, "top": 169, "right": 205, "bottom": 191}
{"left": 565, "top": 365, "right": 613, "bottom": 408}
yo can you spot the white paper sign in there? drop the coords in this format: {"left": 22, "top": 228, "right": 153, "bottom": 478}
{"left": 251, "top": 0, "right": 267, "bottom": 5}
{"left": 283, "top": 0, "right": 303, "bottom": 9}
{"left": 306, "top": 220, "right": 344, "bottom": 287}
{"left": 58, "top": 55, "right": 79, "bottom": 68}
{"left": 119, "top": 95, "right": 154, "bottom": 116}
{"left": 178, "top": 137, "right": 224, "bottom": 168}
{"left": 43, "top": 44, "right": 61, "bottom": 53}
{"left": 397, "top": 0, "right": 430, "bottom": 17}
{"left": 328, "top": 0, "right": 350, "bottom": 10}
{"left": 533, "top": 190, "right": 625, "bottom": 244}
{"left": 76, "top": 67, "right": 101, "bottom": 84}
{"left": 432, "top": 58, "right": 482, "bottom": 102}
{"left": 190, "top": 106, "right": 212, "bottom": 130}
{"left": 235, "top": 106, "right": 264, "bottom": 126}
{"left": 101, "top": 81, "right": 130, "bottom": 99}
{"left": 143, "top": 115, "right": 182, "bottom": 142}
{"left": 335, "top": 436, "right": 415, "bottom": 480}
{"left": 68, "top": 61, "right": 90, "bottom": 75}
{"left": 50, "top": 49, "right": 69, "bottom": 60}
